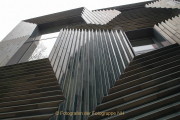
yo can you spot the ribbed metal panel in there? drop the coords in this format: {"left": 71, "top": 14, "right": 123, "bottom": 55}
{"left": 70, "top": 8, "right": 180, "bottom": 31}
{"left": 48, "top": 28, "right": 134, "bottom": 120}
{"left": 146, "top": 0, "right": 180, "bottom": 9}
{"left": 0, "top": 58, "right": 65, "bottom": 120}
{"left": 82, "top": 8, "right": 120, "bottom": 25}
{"left": 94, "top": 1, "right": 152, "bottom": 12}
{"left": 146, "top": 0, "right": 180, "bottom": 46}
{"left": 154, "top": 15, "right": 180, "bottom": 45}
{"left": 88, "top": 43, "right": 180, "bottom": 120}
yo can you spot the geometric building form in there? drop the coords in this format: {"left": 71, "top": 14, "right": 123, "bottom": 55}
{"left": 0, "top": 0, "right": 180, "bottom": 120}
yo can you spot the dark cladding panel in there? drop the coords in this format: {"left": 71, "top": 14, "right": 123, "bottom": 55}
{"left": 125, "top": 28, "right": 153, "bottom": 40}
{"left": 23, "top": 7, "right": 86, "bottom": 31}
{"left": 24, "top": 7, "right": 84, "bottom": 24}
{"left": 0, "top": 58, "right": 65, "bottom": 120}
{"left": 38, "top": 16, "right": 84, "bottom": 30}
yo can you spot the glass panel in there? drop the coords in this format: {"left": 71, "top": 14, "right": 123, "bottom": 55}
{"left": 133, "top": 44, "right": 156, "bottom": 56}
{"left": 131, "top": 38, "right": 154, "bottom": 47}
{"left": 131, "top": 38, "right": 158, "bottom": 55}
{"left": 133, "top": 44, "right": 155, "bottom": 52}
{"left": 19, "top": 38, "right": 56, "bottom": 62}
{"left": 39, "top": 32, "right": 59, "bottom": 40}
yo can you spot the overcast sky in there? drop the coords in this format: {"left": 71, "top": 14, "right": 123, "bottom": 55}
{"left": 0, "top": 0, "right": 151, "bottom": 41}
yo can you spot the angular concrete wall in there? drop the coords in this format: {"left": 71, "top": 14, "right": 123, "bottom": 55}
{"left": 2, "top": 21, "right": 37, "bottom": 41}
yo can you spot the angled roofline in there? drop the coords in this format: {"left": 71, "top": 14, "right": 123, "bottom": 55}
{"left": 92, "top": 0, "right": 154, "bottom": 12}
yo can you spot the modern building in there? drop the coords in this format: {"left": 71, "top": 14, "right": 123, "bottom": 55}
{"left": 0, "top": 0, "right": 180, "bottom": 120}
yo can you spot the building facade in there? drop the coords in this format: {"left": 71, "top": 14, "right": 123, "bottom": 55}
{"left": 0, "top": 0, "right": 180, "bottom": 120}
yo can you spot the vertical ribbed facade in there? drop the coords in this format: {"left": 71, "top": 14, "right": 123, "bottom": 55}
{"left": 49, "top": 28, "right": 134, "bottom": 120}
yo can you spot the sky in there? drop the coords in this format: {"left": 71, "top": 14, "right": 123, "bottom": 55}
{"left": 0, "top": 0, "right": 151, "bottom": 41}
